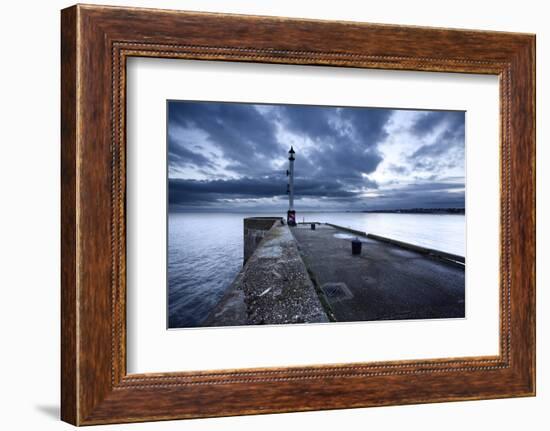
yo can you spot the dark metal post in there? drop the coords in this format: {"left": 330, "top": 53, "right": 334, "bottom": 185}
{"left": 352, "top": 238, "right": 362, "bottom": 255}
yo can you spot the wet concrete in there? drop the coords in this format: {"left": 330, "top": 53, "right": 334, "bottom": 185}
{"left": 205, "top": 222, "right": 329, "bottom": 326}
{"left": 291, "top": 224, "right": 465, "bottom": 321}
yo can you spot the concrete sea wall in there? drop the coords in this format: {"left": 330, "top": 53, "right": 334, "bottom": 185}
{"left": 205, "top": 219, "right": 329, "bottom": 326}
{"left": 243, "top": 217, "right": 282, "bottom": 263}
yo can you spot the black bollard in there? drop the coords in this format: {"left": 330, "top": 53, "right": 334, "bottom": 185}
{"left": 352, "top": 238, "right": 362, "bottom": 255}
{"left": 311, "top": 223, "right": 316, "bottom": 230}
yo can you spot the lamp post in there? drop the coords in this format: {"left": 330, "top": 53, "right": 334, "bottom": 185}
{"left": 287, "top": 146, "right": 296, "bottom": 226}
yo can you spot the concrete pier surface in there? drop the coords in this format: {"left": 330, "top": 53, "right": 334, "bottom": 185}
{"left": 291, "top": 224, "right": 465, "bottom": 321}
{"left": 205, "top": 221, "right": 329, "bottom": 326}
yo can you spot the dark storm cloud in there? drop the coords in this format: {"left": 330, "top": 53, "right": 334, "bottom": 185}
{"left": 168, "top": 141, "right": 216, "bottom": 170}
{"left": 169, "top": 102, "right": 389, "bottom": 179}
{"left": 276, "top": 105, "right": 337, "bottom": 141}
{"left": 169, "top": 175, "right": 371, "bottom": 207}
{"left": 340, "top": 107, "right": 392, "bottom": 144}
{"left": 276, "top": 106, "right": 389, "bottom": 180}
{"left": 408, "top": 110, "right": 465, "bottom": 172}
{"left": 168, "top": 101, "right": 281, "bottom": 175}
{"left": 169, "top": 177, "right": 286, "bottom": 205}
{"left": 167, "top": 101, "right": 465, "bottom": 210}
{"left": 410, "top": 110, "right": 464, "bottom": 138}
{"left": 169, "top": 177, "right": 463, "bottom": 210}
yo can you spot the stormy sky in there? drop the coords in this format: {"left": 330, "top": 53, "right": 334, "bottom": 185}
{"left": 168, "top": 101, "right": 465, "bottom": 212}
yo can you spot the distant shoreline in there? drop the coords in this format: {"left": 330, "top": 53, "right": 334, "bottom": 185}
{"left": 169, "top": 208, "right": 466, "bottom": 214}
{"left": 357, "top": 208, "right": 465, "bottom": 215}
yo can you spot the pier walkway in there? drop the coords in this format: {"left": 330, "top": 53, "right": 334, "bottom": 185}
{"left": 291, "top": 224, "right": 465, "bottom": 322}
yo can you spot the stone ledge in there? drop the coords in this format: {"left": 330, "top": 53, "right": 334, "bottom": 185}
{"left": 204, "top": 222, "right": 329, "bottom": 327}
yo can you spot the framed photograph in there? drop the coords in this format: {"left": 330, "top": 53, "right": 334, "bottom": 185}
{"left": 61, "top": 4, "right": 536, "bottom": 425}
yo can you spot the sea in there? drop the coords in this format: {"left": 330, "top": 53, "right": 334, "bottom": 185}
{"left": 168, "top": 211, "right": 465, "bottom": 328}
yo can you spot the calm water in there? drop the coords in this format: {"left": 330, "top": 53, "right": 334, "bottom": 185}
{"left": 168, "top": 211, "right": 465, "bottom": 328}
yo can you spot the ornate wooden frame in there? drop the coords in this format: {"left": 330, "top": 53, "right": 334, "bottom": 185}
{"left": 61, "top": 4, "right": 536, "bottom": 425}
